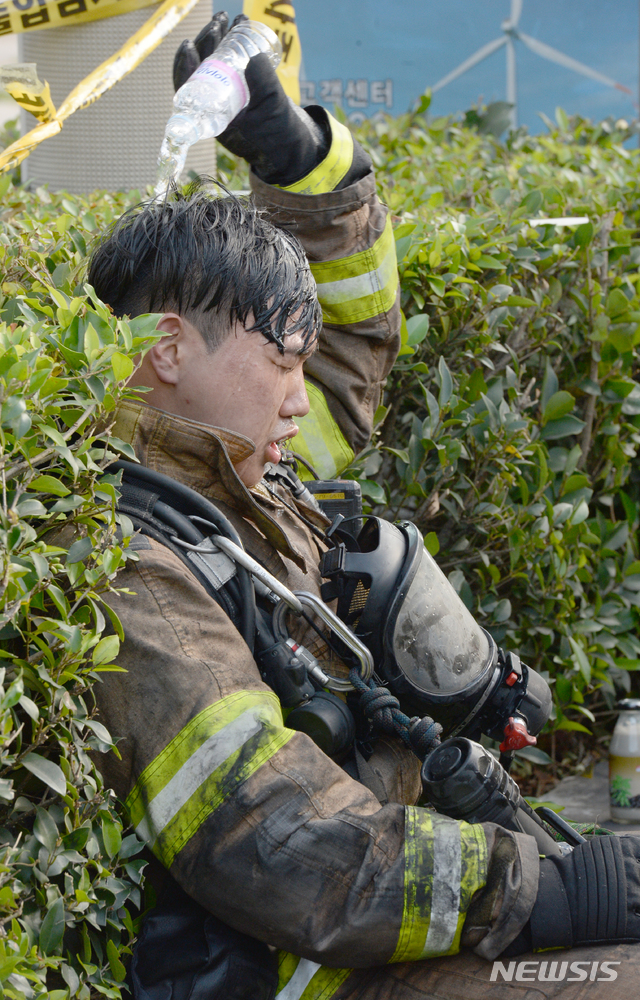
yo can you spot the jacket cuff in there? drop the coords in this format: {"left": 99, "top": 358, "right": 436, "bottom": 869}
{"left": 249, "top": 165, "right": 378, "bottom": 227}
{"left": 271, "top": 110, "right": 354, "bottom": 195}
{"left": 471, "top": 832, "right": 541, "bottom": 961}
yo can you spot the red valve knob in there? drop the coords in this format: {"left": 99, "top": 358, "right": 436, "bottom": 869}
{"left": 499, "top": 717, "right": 537, "bottom": 753}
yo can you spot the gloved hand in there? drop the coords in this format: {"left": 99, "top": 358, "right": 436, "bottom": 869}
{"left": 172, "top": 11, "right": 328, "bottom": 187}
{"left": 504, "top": 835, "right": 640, "bottom": 955}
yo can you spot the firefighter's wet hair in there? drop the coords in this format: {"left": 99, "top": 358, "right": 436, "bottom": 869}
{"left": 87, "top": 178, "right": 321, "bottom": 354}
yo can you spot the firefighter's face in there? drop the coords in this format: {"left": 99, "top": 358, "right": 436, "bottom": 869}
{"left": 140, "top": 314, "right": 314, "bottom": 487}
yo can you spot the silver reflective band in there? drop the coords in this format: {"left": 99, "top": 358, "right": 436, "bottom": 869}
{"left": 276, "top": 959, "right": 322, "bottom": 1000}
{"left": 134, "top": 708, "right": 263, "bottom": 846}
{"left": 421, "top": 816, "right": 462, "bottom": 957}
{"left": 316, "top": 247, "right": 397, "bottom": 306}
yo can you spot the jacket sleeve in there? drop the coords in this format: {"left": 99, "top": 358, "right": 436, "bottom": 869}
{"left": 250, "top": 112, "right": 401, "bottom": 479}
{"left": 98, "top": 536, "right": 539, "bottom": 968}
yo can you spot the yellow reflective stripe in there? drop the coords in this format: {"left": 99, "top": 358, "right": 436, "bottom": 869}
{"left": 278, "top": 114, "right": 353, "bottom": 195}
{"left": 295, "top": 381, "right": 354, "bottom": 479}
{"left": 276, "top": 954, "right": 351, "bottom": 1000}
{"left": 310, "top": 216, "right": 399, "bottom": 326}
{"left": 391, "top": 809, "right": 488, "bottom": 962}
{"left": 125, "top": 690, "right": 293, "bottom": 868}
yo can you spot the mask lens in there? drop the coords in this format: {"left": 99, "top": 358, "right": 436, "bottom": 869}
{"left": 392, "top": 548, "right": 492, "bottom": 694}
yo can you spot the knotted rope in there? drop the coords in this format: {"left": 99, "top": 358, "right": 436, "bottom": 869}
{"left": 349, "top": 667, "right": 442, "bottom": 761}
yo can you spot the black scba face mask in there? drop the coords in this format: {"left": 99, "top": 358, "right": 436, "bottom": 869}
{"left": 320, "top": 516, "right": 552, "bottom": 751}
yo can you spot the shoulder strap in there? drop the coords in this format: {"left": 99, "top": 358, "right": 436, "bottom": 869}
{"left": 112, "top": 461, "right": 253, "bottom": 647}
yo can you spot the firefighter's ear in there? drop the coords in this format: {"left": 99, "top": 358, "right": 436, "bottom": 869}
{"left": 147, "top": 313, "right": 187, "bottom": 385}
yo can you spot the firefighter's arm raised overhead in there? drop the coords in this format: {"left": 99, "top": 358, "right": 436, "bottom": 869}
{"left": 251, "top": 123, "right": 400, "bottom": 479}
{"left": 175, "top": 29, "right": 401, "bottom": 478}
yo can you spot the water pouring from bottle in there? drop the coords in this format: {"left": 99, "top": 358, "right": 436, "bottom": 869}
{"left": 156, "top": 19, "right": 282, "bottom": 196}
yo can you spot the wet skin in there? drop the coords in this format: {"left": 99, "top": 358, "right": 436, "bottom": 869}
{"left": 136, "top": 312, "right": 315, "bottom": 487}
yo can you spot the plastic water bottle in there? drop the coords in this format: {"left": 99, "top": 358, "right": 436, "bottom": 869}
{"left": 609, "top": 698, "right": 640, "bottom": 823}
{"left": 156, "top": 19, "right": 282, "bottom": 194}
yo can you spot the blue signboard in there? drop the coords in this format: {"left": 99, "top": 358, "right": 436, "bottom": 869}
{"left": 225, "top": 0, "right": 638, "bottom": 132}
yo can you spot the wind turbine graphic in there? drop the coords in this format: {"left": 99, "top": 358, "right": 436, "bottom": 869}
{"left": 430, "top": 0, "right": 633, "bottom": 129}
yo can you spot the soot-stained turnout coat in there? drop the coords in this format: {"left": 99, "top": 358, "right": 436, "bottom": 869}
{"left": 94, "top": 115, "right": 540, "bottom": 1000}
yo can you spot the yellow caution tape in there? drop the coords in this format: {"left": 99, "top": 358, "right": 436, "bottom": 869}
{"left": 242, "top": 0, "right": 301, "bottom": 104}
{"left": 0, "top": 0, "right": 157, "bottom": 37}
{"left": 0, "top": 0, "right": 200, "bottom": 176}
{"left": 1, "top": 65, "right": 56, "bottom": 123}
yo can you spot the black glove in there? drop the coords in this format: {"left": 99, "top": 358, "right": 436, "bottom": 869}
{"left": 173, "top": 10, "right": 232, "bottom": 92}
{"left": 504, "top": 835, "right": 640, "bottom": 956}
{"left": 129, "top": 877, "right": 277, "bottom": 1000}
{"left": 172, "top": 12, "right": 371, "bottom": 189}
{"left": 173, "top": 12, "right": 326, "bottom": 186}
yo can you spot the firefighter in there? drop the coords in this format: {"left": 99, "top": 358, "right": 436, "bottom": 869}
{"left": 85, "top": 13, "right": 640, "bottom": 998}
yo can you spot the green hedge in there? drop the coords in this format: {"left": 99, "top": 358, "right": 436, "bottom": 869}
{"left": 1, "top": 106, "right": 640, "bottom": 993}
{"left": 346, "top": 107, "right": 640, "bottom": 746}
{"left": 0, "top": 175, "right": 161, "bottom": 996}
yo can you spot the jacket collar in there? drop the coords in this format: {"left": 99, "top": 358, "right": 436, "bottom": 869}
{"left": 110, "top": 400, "right": 310, "bottom": 569}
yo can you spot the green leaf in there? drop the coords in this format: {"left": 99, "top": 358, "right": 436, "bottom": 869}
{"left": 542, "top": 390, "right": 575, "bottom": 424}
{"left": 406, "top": 314, "right": 429, "bottom": 345}
{"left": 569, "top": 636, "right": 591, "bottom": 682}
{"left": 437, "top": 356, "right": 453, "bottom": 407}
{"left": 574, "top": 221, "right": 593, "bottom": 247}
{"left": 556, "top": 675, "right": 572, "bottom": 703}
{"left": 493, "top": 598, "right": 512, "bottom": 623}
{"left": 541, "top": 415, "right": 586, "bottom": 439}
{"left": 21, "top": 752, "right": 67, "bottom": 796}
{"left": 506, "top": 295, "right": 537, "bottom": 308}
{"left": 34, "top": 806, "right": 59, "bottom": 852}
{"left": 426, "top": 275, "right": 446, "bottom": 296}
{"left": 522, "top": 189, "right": 543, "bottom": 214}
{"left": 16, "top": 497, "right": 47, "bottom": 516}
{"left": 569, "top": 499, "right": 590, "bottom": 525}
{"left": 111, "top": 351, "right": 134, "bottom": 382}
{"left": 61, "top": 964, "right": 80, "bottom": 994}
{"left": 66, "top": 537, "right": 93, "bottom": 564}
{"left": 120, "top": 833, "right": 145, "bottom": 859}
{"left": 93, "top": 634, "right": 120, "bottom": 665}
{"left": 358, "top": 480, "right": 386, "bottom": 504}
{"left": 19, "top": 694, "right": 39, "bottom": 720}
{"left": 562, "top": 474, "right": 590, "bottom": 494}
{"left": 101, "top": 814, "right": 122, "bottom": 860}
{"left": 424, "top": 532, "right": 440, "bottom": 555}
{"left": 81, "top": 716, "right": 115, "bottom": 745}
{"left": 540, "top": 360, "right": 559, "bottom": 414}
{"left": 128, "top": 311, "right": 164, "bottom": 338}
{"left": 606, "top": 287, "right": 629, "bottom": 319}
{"left": 28, "top": 474, "right": 71, "bottom": 497}
{"left": 556, "top": 718, "right": 592, "bottom": 734}
{"left": 395, "top": 235, "right": 412, "bottom": 262}
{"left": 384, "top": 447, "right": 410, "bottom": 463}
{"left": 106, "top": 938, "right": 128, "bottom": 982}
{"left": 39, "top": 895, "right": 65, "bottom": 954}
{"left": 62, "top": 825, "right": 91, "bottom": 851}
{"left": 475, "top": 254, "right": 505, "bottom": 269}
{"left": 605, "top": 522, "right": 629, "bottom": 551}
{"left": 47, "top": 583, "right": 70, "bottom": 617}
